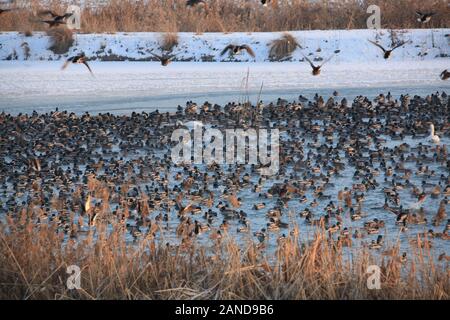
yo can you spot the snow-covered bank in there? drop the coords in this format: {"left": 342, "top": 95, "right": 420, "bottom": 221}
{"left": 0, "top": 29, "right": 449, "bottom": 62}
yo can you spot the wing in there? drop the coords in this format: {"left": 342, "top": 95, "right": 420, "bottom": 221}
{"left": 83, "top": 61, "right": 93, "bottom": 75}
{"left": 149, "top": 52, "right": 163, "bottom": 60}
{"left": 242, "top": 45, "right": 256, "bottom": 58}
{"left": 301, "top": 54, "right": 316, "bottom": 68}
{"left": 391, "top": 41, "right": 406, "bottom": 51}
{"left": 368, "top": 40, "right": 387, "bottom": 53}
{"left": 220, "top": 45, "right": 233, "bottom": 56}
{"left": 61, "top": 60, "right": 71, "bottom": 70}
{"left": 319, "top": 54, "right": 335, "bottom": 67}
{"left": 63, "top": 13, "right": 73, "bottom": 19}
{"left": 39, "top": 10, "right": 57, "bottom": 17}
{"left": 415, "top": 11, "right": 423, "bottom": 16}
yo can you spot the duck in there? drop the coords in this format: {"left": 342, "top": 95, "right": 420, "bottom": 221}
{"left": 368, "top": 40, "right": 407, "bottom": 59}
{"left": 186, "top": 0, "right": 208, "bottom": 9}
{"left": 150, "top": 52, "right": 176, "bottom": 66}
{"left": 301, "top": 53, "right": 335, "bottom": 76}
{"left": 62, "top": 53, "right": 93, "bottom": 75}
{"left": 440, "top": 70, "right": 450, "bottom": 80}
{"left": 220, "top": 44, "right": 256, "bottom": 58}
{"left": 416, "top": 11, "right": 436, "bottom": 24}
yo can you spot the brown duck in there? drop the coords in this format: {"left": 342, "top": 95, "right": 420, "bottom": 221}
{"left": 302, "top": 54, "right": 334, "bottom": 76}
{"left": 62, "top": 53, "right": 93, "bottom": 75}
{"left": 220, "top": 44, "right": 256, "bottom": 58}
{"left": 368, "top": 40, "right": 407, "bottom": 59}
{"left": 150, "top": 52, "right": 176, "bottom": 66}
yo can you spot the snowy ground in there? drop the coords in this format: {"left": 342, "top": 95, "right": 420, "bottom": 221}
{"left": 1, "top": 29, "right": 449, "bottom": 62}
{"left": 0, "top": 29, "right": 449, "bottom": 114}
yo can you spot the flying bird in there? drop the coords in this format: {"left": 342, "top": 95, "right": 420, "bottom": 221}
{"left": 39, "top": 10, "right": 73, "bottom": 22}
{"left": 416, "top": 11, "right": 436, "bottom": 24}
{"left": 39, "top": 10, "right": 73, "bottom": 27}
{"left": 0, "top": 8, "right": 18, "bottom": 15}
{"left": 62, "top": 53, "right": 93, "bottom": 75}
{"left": 368, "top": 40, "right": 407, "bottom": 59}
{"left": 220, "top": 44, "right": 256, "bottom": 58}
{"left": 440, "top": 69, "right": 449, "bottom": 80}
{"left": 261, "top": 0, "right": 275, "bottom": 7}
{"left": 186, "top": 0, "right": 208, "bottom": 9}
{"left": 301, "top": 54, "right": 334, "bottom": 76}
{"left": 150, "top": 52, "right": 176, "bottom": 66}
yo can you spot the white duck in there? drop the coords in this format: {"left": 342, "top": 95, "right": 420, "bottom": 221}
{"left": 429, "top": 123, "right": 440, "bottom": 144}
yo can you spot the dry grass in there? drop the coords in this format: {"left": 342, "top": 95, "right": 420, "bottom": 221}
{"left": 0, "top": 0, "right": 448, "bottom": 33}
{"left": 160, "top": 33, "right": 179, "bottom": 52}
{"left": 0, "top": 198, "right": 448, "bottom": 300}
{"left": 269, "top": 33, "right": 300, "bottom": 61}
{"left": 47, "top": 27, "right": 74, "bottom": 54}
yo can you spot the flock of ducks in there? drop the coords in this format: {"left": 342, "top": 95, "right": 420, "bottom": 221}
{"left": 0, "top": 3, "right": 449, "bottom": 261}
{"left": 0, "top": 91, "right": 449, "bottom": 259}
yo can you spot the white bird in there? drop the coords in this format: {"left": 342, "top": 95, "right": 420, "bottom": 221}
{"left": 429, "top": 123, "right": 440, "bottom": 144}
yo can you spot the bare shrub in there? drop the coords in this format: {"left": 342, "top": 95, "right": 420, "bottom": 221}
{"left": 269, "top": 33, "right": 299, "bottom": 61}
{"left": 47, "top": 27, "right": 74, "bottom": 55}
{"left": 160, "top": 32, "right": 179, "bottom": 52}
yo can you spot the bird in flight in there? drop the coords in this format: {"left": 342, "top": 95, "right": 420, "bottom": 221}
{"left": 368, "top": 40, "right": 407, "bottom": 59}
{"left": 150, "top": 52, "right": 177, "bottom": 66}
{"left": 62, "top": 53, "right": 93, "bottom": 75}
{"left": 186, "top": 0, "right": 208, "bottom": 9}
{"left": 0, "top": 8, "right": 19, "bottom": 15}
{"left": 39, "top": 10, "right": 73, "bottom": 27}
{"left": 301, "top": 54, "right": 335, "bottom": 76}
{"left": 220, "top": 44, "right": 256, "bottom": 58}
{"left": 261, "top": 0, "right": 275, "bottom": 7}
{"left": 416, "top": 11, "right": 436, "bottom": 24}
{"left": 440, "top": 69, "right": 449, "bottom": 80}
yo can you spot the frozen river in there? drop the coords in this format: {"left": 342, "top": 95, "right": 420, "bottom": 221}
{"left": 0, "top": 61, "right": 449, "bottom": 114}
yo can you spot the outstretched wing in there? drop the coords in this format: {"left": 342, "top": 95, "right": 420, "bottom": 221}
{"left": 301, "top": 54, "right": 316, "bottom": 69}
{"left": 62, "top": 13, "right": 73, "bottom": 19}
{"left": 391, "top": 41, "right": 407, "bottom": 51}
{"left": 368, "top": 40, "right": 387, "bottom": 53}
{"left": 61, "top": 60, "right": 71, "bottom": 70}
{"left": 415, "top": 11, "right": 423, "bottom": 16}
{"left": 220, "top": 44, "right": 234, "bottom": 56}
{"left": 319, "top": 54, "right": 335, "bottom": 67}
{"left": 83, "top": 61, "right": 93, "bottom": 75}
{"left": 149, "top": 52, "right": 163, "bottom": 60}
{"left": 242, "top": 45, "right": 256, "bottom": 58}
{"left": 39, "top": 10, "right": 57, "bottom": 17}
